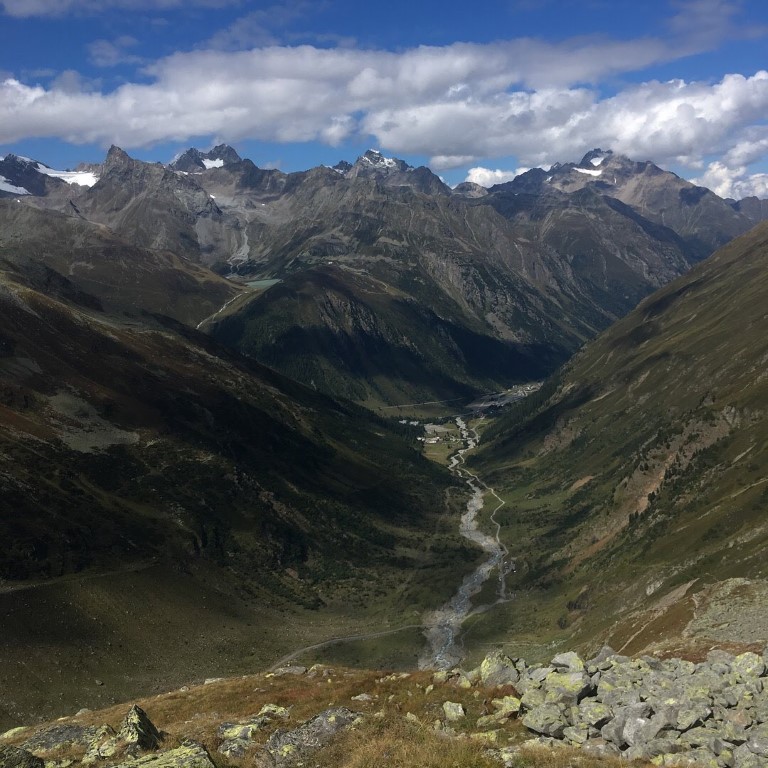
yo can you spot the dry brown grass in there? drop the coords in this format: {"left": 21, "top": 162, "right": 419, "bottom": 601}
{"left": 316, "top": 717, "right": 500, "bottom": 768}
{"left": 2, "top": 667, "right": 663, "bottom": 768}
{"left": 513, "top": 744, "right": 649, "bottom": 768}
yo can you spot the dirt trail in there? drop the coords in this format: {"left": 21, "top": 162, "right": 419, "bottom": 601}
{"left": 266, "top": 624, "right": 423, "bottom": 672}
{"left": 0, "top": 561, "right": 156, "bottom": 594}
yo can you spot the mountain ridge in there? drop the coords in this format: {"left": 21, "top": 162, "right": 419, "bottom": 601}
{"left": 463, "top": 219, "right": 768, "bottom": 660}
{"left": 3, "top": 143, "right": 767, "bottom": 408}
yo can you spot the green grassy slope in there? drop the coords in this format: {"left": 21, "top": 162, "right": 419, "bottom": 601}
{"left": 207, "top": 265, "right": 562, "bottom": 406}
{"left": 0, "top": 258, "right": 478, "bottom": 724}
{"left": 465, "top": 221, "right": 768, "bottom": 658}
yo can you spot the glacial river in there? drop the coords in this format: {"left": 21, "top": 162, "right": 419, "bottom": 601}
{"left": 418, "top": 417, "right": 511, "bottom": 670}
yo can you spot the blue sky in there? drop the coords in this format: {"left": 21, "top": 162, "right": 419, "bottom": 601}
{"left": 2, "top": 0, "right": 768, "bottom": 195}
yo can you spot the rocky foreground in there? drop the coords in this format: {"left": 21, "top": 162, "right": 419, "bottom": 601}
{"left": 1, "top": 646, "right": 768, "bottom": 768}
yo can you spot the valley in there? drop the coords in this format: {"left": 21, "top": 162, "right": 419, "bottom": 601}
{"left": 2, "top": 140, "right": 768, "bottom": 768}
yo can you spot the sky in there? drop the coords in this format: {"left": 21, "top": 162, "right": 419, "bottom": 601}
{"left": 2, "top": 0, "right": 768, "bottom": 196}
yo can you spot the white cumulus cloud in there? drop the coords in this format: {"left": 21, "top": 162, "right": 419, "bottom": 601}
{"left": 0, "top": 0, "right": 238, "bottom": 16}
{"left": 1, "top": 5, "right": 768, "bottom": 196}
{"left": 465, "top": 167, "right": 530, "bottom": 187}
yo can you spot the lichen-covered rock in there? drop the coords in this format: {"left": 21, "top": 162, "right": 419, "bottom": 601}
{"left": 479, "top": 651, "right": 519, "bottom": 687}
{"left": 22, "top": 725, "right": 108, "bottom": 754}
{"left": 747, "top": 723, "right": 768, "bottom": 757}
{"left": 732, "top": 653, "right": 766, "bottom": 681}
{"left": 0, "top": 746, "right": 43, "bottom": 768}
{"left": 562, "top": 725, "right": 589, "bottom": 745}
{"left": 676, "top": 704, "right": 712, "bottom": 732}
{"left": 551, "top": 652, "right": 584, "bottom": 673}
{"left": 442, "top": 702, "right": 465, "bottom": 722}
{"left": 96, "top": 706, "right": 162, "bottom": 760}
{"left": 492, "top": 696, "right": 521, "bottom": 717}
{"left": 111, "top": 741, "right": 215, "bottom": 768}
{"left": 216, "top": 740, "right": 252, "bottom": 759}
{"left": 265, "top": 708, "right": 359, "bottom": 767}
{"left": 81, "top": 726, "right": 118, "bottom": 764}
{"left": 622, "top": 713, "right": 668, "bottom": 747}
{"left": 542, "top": 671, "right": 592, "bottom": 706}
{"left": 735, "top": 743, "right": 768, "bottom": 768}
{"left": 521, "top": 705, "right": 567, "bottom": 738}
{"left": 576, "top": 700, "right": 612, "bottom": 729}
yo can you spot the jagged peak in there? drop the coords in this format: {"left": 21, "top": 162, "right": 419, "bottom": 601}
{"left": 105, "top": 145, "right": 133, "bottom": 168}
{"left": 170, "top": 144, "right": 241, "bottom": 172}
{"left": 331, "top": 160, "right": 353, "bottom": 175}
{"left": 1, "top": 153, "right": 36, "bottom": 167}
{"left": 580, "top": 148, "right": 614, "bottom": 168}
{"left": 355, "top": 149, "right": 411, "bottom": 172}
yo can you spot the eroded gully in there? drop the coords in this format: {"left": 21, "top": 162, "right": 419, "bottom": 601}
{"left": 418, "top": 416, "right": 513, "bottom": 670}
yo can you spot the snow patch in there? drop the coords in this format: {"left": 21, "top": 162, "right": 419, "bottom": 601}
{"left": 0, "top": 175, "right": 30, "bottom": 195}
{"left": 202, "top": 158, "right": 224, "bottom": 169}
{"left": 363, "top": 149, "right": 397, "bottom": 169}
{"left": 574, "top": 167, "right": 602, "bottom": 177}
{"left": 36, "top": 164, "right": 99, "bottom": 186}
{"left": 590, "top": 156, "right": 605, "bottom": 166}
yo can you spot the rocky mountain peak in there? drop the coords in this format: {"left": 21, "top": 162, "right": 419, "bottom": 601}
{"left": 0, "top": 153, "right": 57, "bottom": 196}
{"left": 170, "top": 144, "right": 242, "bottom": 173}
{"left": 353, "top": 148, "right": 412, "bottom": 174}
{"left": 331, "top": 160, "right": 353, "bottom": 175}
{"left": 2, "top": 153, "right": 34, "bottom": 169}
{"left": 105, "top": 145, "right": 133, "bottom": 169}
{"left": 579, "top": 147, "right": 614, "bottom": 168}
{"left": 207, "top": 143, "right": 241, "bottom": 165}
{"left": 452, "top": 181, "right": 489, "bottom": 198}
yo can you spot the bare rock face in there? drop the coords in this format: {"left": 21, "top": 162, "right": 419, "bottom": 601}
{"left": 22, "top": 724, "right": 110, "bottom": 754}
{"left": 170, "top": 145, "right": 242, "bottom": 173}
{"left": 90, "top": 706, "right": 163, "bottom": 761}
{"left": 111, "top": 741, "right": 215, "bottom": 768}
{"left": 265, "top": 708, "right": 359, "bottom": 766}
{"left": 217, "top": 704, "right": 291, "bottom": 758}
{"left": 0, "top": 746, "right": 43, "bottom": 768}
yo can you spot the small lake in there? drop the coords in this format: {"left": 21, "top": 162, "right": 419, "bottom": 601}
{"left": 245, "top": 278, "right": 282, "bottom": 289}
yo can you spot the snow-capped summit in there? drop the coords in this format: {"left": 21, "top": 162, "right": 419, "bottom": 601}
{"left": 355, "top": 149, "right": 412, "bottom": 174}
{"left": 0, "top": 153, "right": 98, "bottom": 198}
{"left": 170, "top": 144, "right": 242, "bottom": 173}
{"left": 581, "top": 148, "right": 614, "bottom": 168}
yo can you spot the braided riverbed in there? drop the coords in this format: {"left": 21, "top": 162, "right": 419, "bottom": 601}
{"left": 419, "top": 416, "right": 511, "bottom": 670}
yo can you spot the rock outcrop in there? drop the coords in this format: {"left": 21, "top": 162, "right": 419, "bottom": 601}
{"left": 0, "top": 746, "right": 43, "bottom": 768}
{"left": 468, "top": 646, "right": 768, "bottom": 768}
{"left": 264, "top": 707, "right": 360, "bottom": 766}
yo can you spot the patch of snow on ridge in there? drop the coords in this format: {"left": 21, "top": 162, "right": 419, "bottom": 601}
{"left": 202, "top": 158, "right": 224, "bottom": 169}
{"left": 363, "top": 149, "right": 397, "bottom": 168}
{"left": 0, "top": 175, "right": 30, "bottom": 195}
{"left": 590, "top": 156, "right": 605, "bottom": 166}
{"left": 36, "top": 164, "right": 99, "bottom": 186}
{"left": 575, "top": 167, "right": 602, "bottom": 176}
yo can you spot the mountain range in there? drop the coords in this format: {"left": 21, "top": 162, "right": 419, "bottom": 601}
{"left": 2, "top": 143, "right": 765, "bottom": 407}
{"left": 3, "top": 139, "right": 768, "bottom": 725}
